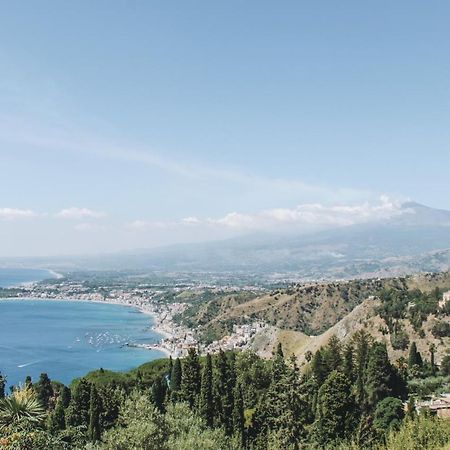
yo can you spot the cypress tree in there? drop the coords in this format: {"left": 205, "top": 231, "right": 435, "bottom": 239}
{"left": 181, "top": 347, "right": 201, "bottom": 408}
{"left": 272, "top": 343, "right": 286, "bottom": 383}
{"left": 233, "top": 381, "right": 246, "bottom": 448}
{"left": 36, "top": 372, "right": 53, "bottom": 410}
{"left": 430, "top": 343, "right": 436, "bottom": 376}
{"left": 170, "top": 358, "right": 182, "bottom": 402}
{"left": 66, "top": 378, "right": 91, "bottom": 428}
{"left": 151, "top": 377, "right": 167, "bottom": 412}
{"left": 48, "top": 396, "right": 66, "bottom": 432}
{"left": 366, "top": 342, "right": 393, "bottom": 410}
{"left": 199, "top": 353, "right": 214, "bottom": 426}
{"left": 215, "top": 350, "right": 234, "bottom": 435}
{"left": 88, "top": 384, "right": 102, "bottom": 442}
{"left": 60, "top": 385, "right": 71, "bottom": 408}
{"left": 408, "top": 342, "right": 423, "bottom": 368}
{"left": 353, "top": 330, "right": 372, "bottom": 406}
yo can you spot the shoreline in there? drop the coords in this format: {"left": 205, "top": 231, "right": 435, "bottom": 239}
{"left": 0, "top": 296, "right": 174, "bottom": 358}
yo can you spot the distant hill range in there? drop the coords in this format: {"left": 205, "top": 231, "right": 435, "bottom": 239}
{"left": 7, "top": 202, "right": 450, "bottom": 280}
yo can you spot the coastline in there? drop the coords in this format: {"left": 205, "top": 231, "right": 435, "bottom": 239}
{"left": 0, "top": 296, "right": 174, "bottom": 358}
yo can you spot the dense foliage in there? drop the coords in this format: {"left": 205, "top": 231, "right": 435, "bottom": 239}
{"left": 3, "top": 329, "right": 450, "bottom": 449}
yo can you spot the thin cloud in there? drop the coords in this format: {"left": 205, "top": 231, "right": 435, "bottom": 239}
{"left": 56, "top": 207, "right": 105, "bottom": 220}
{"left": 127, "top": 197, "right": 410, "bottom": 233}
{"left": 0, "top": 208, "right": 37, "bottom": 220}
{"left": 0, "top": 114, "right": 371, "bottom": 205}
{"left": 206, "top": 196, "right": 409, "bottom": 230}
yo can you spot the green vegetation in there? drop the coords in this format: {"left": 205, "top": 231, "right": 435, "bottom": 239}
{"left": 4, "top": 330, "right": 450, "bottom": 449}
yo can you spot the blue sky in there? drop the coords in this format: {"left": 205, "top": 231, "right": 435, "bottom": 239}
{"left": 1, "top": 1, "right": 449, "bottom": 256}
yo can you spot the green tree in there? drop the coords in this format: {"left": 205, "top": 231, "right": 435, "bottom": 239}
{"left": 199, "top": 353, "right": 214, "bottom": 426}
{"left": 25, "top": 375, "right": 33, "bottom": 389}
{"left": 214, "top": 350, "right": 234, "bottom": 434}
{"left": 323, "top": 335, "right": 343, "bottom": 373}
{"left": 373, "top": 396, "right": 404, "bottom": 435}
{"left": 35, "top": 372, "right": 53, "bottom": 410}
{"left": 232, "top": 382, "right": 245, "bottom": 448}
{"left": 408, "top": 341, "right": 423, "bottom": 368}
{"left": 65, "top": 378, "right": 91, "bottom": 428}
{"left": 314, "top": 370, "right": 356, "bottom": 445}
{"left": 170, "top": 358, "right": 182, "bottom": 402}
{"left": 101, "top": 392, "right": 169, "bottom": 450}
{"left": 353, "top": 330, "right": 372, "bottom": 407}
{"left": 0, "top": 372, "right": 5, "bottom": 399}
{"left": 366, "top": 342, "right": 393, "bottom": 410}
{"left": 429, "top": 343, "right": 437, "bottom": 376}
{"left": 60, "top": 385, "right": 71, "bottom": 408}
{"left": 441, "top": 354, "right": 450, "bottom": 376}
{"left": 311, "top": 349, "right": 327, "bottom": 385}
{"left": 88, "top": 383, "right": 102, "bottom": 442}
{"left": 343, "top": 344, "right": 355, "bottom": 382}
{"left": 279, "top": 356, "right": 308, "bottom": 449}
{"left": 181, "top": 347, "right": 201, "bottom": 408}
{"left": 152, "top": 377, "right": 167, "bottom": 412}
{"left": 48, "top": 396, "right": 66, "bottom": 432}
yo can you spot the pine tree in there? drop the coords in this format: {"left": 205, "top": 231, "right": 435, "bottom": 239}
{"left": 199, "top": 353, "right": 214, "bottom": 426}
{"left": 324, "top": 336, "right": 343, "bottom": 373}
{"left": 88, "top": 383, "right": 102, "bottom": 442}
{"left": 366, "top": 342, "right": 393, "bottom": 410}
{"left": 408, "top": 342, "right": 423, "bottom": 368}
{"left": 36, "top": 372, "right": 53, "bottom": 410}
{"left": 343, "top": 344, "right": 355, "bottom": 382}
{"left": 181, "top": 347, "right": 201, "bottom": 408}
{"left": 170, "top": 358, "right": 182, "bottom": 402}
{"left": 66, "top": 378, "right": 91, "bottom": 428}
{"left": 278, "top": 356, "right": 308, "bottom": 449}
{"left": 311, "top": 349, "right": 327, "bottom": 385}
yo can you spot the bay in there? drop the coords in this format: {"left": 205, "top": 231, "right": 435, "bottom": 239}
{"left": 0, "top": 299, "right": 165, "bottom": 388}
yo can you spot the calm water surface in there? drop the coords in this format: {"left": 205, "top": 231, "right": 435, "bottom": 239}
{"left": 0, "top": 269, "right": 164, "bottom": 387}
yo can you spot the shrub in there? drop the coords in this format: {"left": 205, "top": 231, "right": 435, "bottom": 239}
{"left": 432, "top": 321, "right": 450, "bottom": 338}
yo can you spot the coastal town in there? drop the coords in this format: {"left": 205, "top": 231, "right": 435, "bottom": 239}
{"left": 0, "top": 275, "right": 270, "bottom": 358}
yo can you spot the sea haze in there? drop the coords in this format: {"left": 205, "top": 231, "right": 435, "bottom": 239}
{"left": 0, "top": 267, "right": 58, "bottom": 287}
{"left": 0, "top": 299, "right": 165, "bottom": 387}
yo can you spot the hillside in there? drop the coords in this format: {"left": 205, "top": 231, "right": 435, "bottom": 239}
{"left": 178, "top": 272, "right": 450, "bottom": 363}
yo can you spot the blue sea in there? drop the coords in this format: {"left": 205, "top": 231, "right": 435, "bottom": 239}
{"left": 0, "top": 267, "right": 58, "bottom": 287}
{"left": 0, "top": 269, "right": 165, "bottom": 388}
